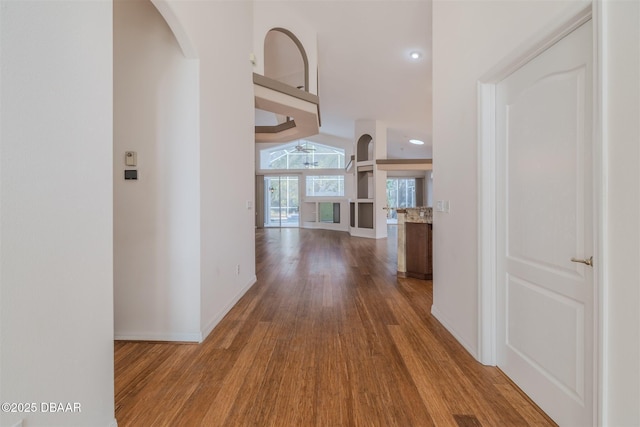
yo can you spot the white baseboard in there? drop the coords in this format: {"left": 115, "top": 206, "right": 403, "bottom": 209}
{"left": 113, "top": 276, "right": 257, "bottom": 343}
{"left": 114, "top": 331, "right": 202, "bottom": 342}
{"left": 301, "top": 221, "right": 349, "bottom": 232}
{"left": 349, "top": 228, "right": 376, "bottom": 239}
{"left": 201, "top": 275, "right": 257, "bottom": 341}
{"left": 431, "top": 304, "right": 479, "bottom": 361}
{"left": 108, "top": 418, "right": 118, "bottom": 427}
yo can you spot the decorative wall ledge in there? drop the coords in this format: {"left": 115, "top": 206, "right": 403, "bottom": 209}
{"left": 254, "top": 73, "right": 320, "bottom": 143}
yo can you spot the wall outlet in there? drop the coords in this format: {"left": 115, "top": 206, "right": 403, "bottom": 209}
{"left": 235, "top": 264, "right": 240, "bottom": 275}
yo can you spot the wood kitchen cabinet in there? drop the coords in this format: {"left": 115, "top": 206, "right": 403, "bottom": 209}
{"left": 405, "top": 222, "right": 433, "bottom": 280}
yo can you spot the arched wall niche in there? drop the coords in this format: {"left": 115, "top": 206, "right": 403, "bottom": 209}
{"left": 253, "top": 2, "right": 319, "bottom": 95}
{"left": 264, "top": 27, "right": 309, "bottom": 92}
{"left": 357, "top": 134, "right": 374, "bottom": 162}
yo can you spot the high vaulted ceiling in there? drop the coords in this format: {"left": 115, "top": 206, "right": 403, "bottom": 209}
{"left": 282, "top": 1, "right": 432, "bottom": 159}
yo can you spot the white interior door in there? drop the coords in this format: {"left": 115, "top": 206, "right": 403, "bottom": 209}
{"left": 496, "top": 20, "right": 594, "bottom": 426}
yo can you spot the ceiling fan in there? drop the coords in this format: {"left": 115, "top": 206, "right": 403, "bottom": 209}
{"left": 303, "top": 160, "right": 319, "bottom": 168}
{"left": 294, "top": 141, "right": 316, "bottom": 153}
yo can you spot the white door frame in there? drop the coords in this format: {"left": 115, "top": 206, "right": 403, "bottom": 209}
{"left": 476, "top": 2, "right": 604, "bottom": 424}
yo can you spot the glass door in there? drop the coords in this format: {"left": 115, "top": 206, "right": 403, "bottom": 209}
{"left": 264, "top": 176, "right": 299, "bottom": 228}
{"left": 386, "top": 178, "right": 416, "bottom": 224}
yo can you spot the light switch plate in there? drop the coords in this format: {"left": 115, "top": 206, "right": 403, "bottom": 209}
{"left": 435, "top": 200, "right": 449, "bottom": 213}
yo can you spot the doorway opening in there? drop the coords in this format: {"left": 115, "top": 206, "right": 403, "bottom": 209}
{"left": 386, "top": 178, "right": 417, "bottom": 224}
{"left": 264, "top": 175, "right": 300, "bottom": 228}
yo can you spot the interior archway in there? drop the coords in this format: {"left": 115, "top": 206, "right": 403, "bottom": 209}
{"left": 150, "top": 0, "right": 197, "bottom": 59}
{"left": 113, "top": 0, "right": 200, "bottom": 342}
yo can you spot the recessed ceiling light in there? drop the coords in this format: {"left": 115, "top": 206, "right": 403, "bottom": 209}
{"left": 409, "top": 139, "right": 424, "bottom": 145}
{"left": 409, "top": 51, "right": 422, "bottom": 60}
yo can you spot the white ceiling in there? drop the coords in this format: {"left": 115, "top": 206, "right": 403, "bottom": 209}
{"left": 281, "top": 1, "right": 432, "bottom": 159}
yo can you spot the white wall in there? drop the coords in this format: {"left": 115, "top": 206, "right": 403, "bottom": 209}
{"left": 0, "top": 1, "right": 115, "bottom": 426}
{"left": 161, "top": 1, "right": 257, "bottom": 337}
{"left": 114, "top": 0, "right": 201, "bottom": 341}
{"left": 114, "top": 0, "right": 258, "bottom": 342}
{"left": 601, "top": 1, "right": 640, "bottom": 424}
{"left": 431, "top": 0, "right": 589, "bottom": 355}
{"left": 433, "top": 0, "right": 640, "bottom": 424}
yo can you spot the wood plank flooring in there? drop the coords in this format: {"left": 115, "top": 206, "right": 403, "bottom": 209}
{"left": 115, "top": 227, "right": 556, "bottom": 426}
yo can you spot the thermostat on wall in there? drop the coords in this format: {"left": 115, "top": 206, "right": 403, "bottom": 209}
{"left": 125, "top": 151, "right": 137, "bottom": 166}
{"left": 124, "top": 170, "right": 138, "bottom": 180}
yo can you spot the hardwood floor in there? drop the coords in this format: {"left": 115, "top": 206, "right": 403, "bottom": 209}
{"left": 115, "top": 227, "right": 556, "bottom": 426}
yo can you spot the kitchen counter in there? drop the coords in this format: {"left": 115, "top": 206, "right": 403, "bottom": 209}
{"left": 397, "top": 207, "right": 433, "bottom": 280}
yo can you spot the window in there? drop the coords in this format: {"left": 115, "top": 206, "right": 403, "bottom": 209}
{"left": 306, "top": 175, "right": 344, "bottom": 197}
{"left": 387, "top": 178, "right": 416, "bottom": 208}
{"left": 260, "top": 140, "right": 345, "bottom": 170}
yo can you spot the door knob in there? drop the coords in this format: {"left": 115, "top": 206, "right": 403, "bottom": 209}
{"left": 571, "top": 256, "right": 593, "bottom": 267}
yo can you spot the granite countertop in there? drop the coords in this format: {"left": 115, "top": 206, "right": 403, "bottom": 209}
{"left": 397, "top": 207, "right": 433, "bottom": 224}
